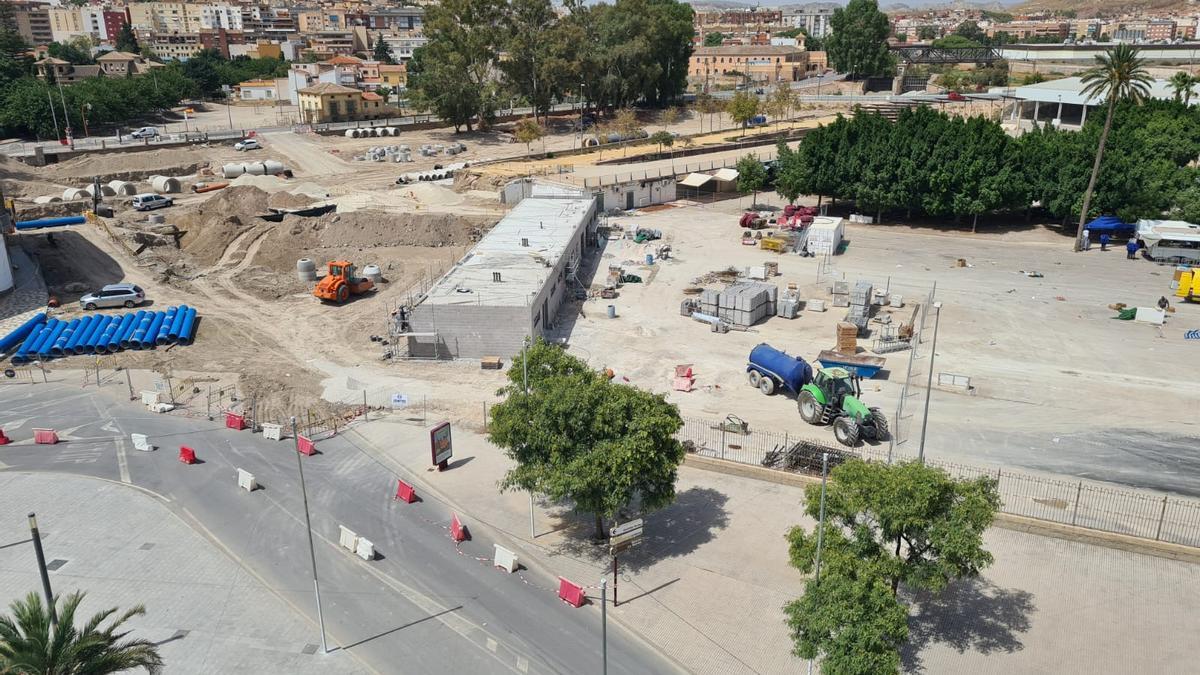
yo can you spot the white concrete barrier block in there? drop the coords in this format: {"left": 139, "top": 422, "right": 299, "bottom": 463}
{"left": 261, "top": 423, "right": 282, "bottom": 441}
{"left": 355, "top": 536, "right": 375, "bottom": 561}
{"left": 141, "top": 391, "right": 161, "bottom": 406}
{"left": 338, "top": 525, "right": 358, "bottom": 552}
{"left": 131, "top": 433, "right": 154, "bottom": 452}
{"left": 493, "top": 544, "right": 518, "bottom": 573}
{"left": 237, "top": 469, "right": 257, "bottom": 492}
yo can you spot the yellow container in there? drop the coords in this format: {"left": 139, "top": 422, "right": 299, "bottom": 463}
{"left": 1192, "top": 270, "right": 1200, "bottom": 295}
{"left": 1178, "top": 271, "right": 1192, "bottom": 298}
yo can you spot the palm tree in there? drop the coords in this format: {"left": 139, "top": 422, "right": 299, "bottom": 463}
{"left": 1074, "top": 45, "right": 1153, "bottom": 251}
{"left": 0, "top": 591, "right": 163, "bottom": 674}
{"left": 1167, "top": 71, "right": 1196, "bottom": 105}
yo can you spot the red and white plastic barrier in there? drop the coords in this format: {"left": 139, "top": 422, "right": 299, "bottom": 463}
{"left": 224, "top": 412, "right": 246, "bottom": 431}
{"left": 179, "top": 446, "right": 197, "bottom": 464}
{"left": 558, "top": 577, "right": 586, "bottom": 608}
{"left": 296, "top": 435, "right": 315, "bottom": 456}
{"left": 450, "top": 513, "right": 468, "bottom": 542}
{"left": 394, "top": 479, "right": 417, "bottom": 503}
{"left": 0, "top": 428, "right": 10, "bottom": 445}
{"left": 33, "top": 428, "right": 58, "bottom": 444}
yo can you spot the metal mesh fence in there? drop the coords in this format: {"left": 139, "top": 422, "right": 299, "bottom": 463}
{"left": 676, "top": 415, "right": 1200, "bottom": 549}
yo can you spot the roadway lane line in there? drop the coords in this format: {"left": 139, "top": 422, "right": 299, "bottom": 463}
{"left": 115, "top": 435, "right": 131, "bottom": 484}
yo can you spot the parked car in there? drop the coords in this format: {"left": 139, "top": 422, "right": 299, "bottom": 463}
{"left": 80, "top": 283, "right": 145, "bottom": 310}
{"left": 132, "top": 194, "right": 174, "bottom": 211}
{"left": 130, "top": 126, "right": 158, "bottom": 139}
{"left": 946, "top": 91, "right": 966, "bottom": 102}
{"left": 234, "top": 138, "right": 261, "bottom": 151}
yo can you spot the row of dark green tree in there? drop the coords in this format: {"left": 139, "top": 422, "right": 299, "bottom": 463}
{"left": 773, "top": 99, "right": 1200, "bottom": 228}
{"left": 408, "top": 0, "right": 695, "bottom": 132}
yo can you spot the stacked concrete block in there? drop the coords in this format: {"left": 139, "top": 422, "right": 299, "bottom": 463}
{"left": 831, "top": 281, "right": 850, "bottom": 308}
{"left": 844, "top": 280, "right": 873, "bottom": 333}
{"left": 716, "top": 282, "right": 777, "bottom": 327}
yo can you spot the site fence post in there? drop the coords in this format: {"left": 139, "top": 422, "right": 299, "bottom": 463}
{"left": 1155, "top": 496, "right": 1168, "bottom": 541}
{"left": 363, "top": 390, "right": 368, "bottom": 421}
{"left": 1071, "top": 481, "right": 1082, "bottom": 527}
{"left": 720, "top": 424, "right": 726, "bottom": 461}
{"left": 125, "top": 369, "right": 134, "bottom": 400}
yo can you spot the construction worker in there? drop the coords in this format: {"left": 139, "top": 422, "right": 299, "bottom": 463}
{"left": 1100, "top": 233, "right": 1111, "bottom": 251}
{"left": 1126, "top": 238, "right": 1140, "bottom": 260}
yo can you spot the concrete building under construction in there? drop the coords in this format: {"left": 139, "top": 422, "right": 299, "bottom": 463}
{"left": 404, "top": 195, "right": 598, "bottom": 359}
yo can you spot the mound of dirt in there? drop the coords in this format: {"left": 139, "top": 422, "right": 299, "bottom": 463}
{"left": 266, "top": 191, "right": 318, "bottom": 209}
{"left": 42, "top": 146, "right": 214, "bottom": 183}
{"left": 0, "top": 155, "right": 67, "bottom": 198}
{"left": 173, "top": 186, "right": 271, "bottom": 266}
{"left": 249, "top": 210, "right": 491, "bottom": 275}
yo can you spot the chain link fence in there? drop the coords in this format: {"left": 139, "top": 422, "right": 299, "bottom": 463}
{"left": 676, "top": 415, "right": 1200, "bottom": 549}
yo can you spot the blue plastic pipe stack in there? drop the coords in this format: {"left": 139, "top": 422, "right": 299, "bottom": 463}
{"left": 1, "top": 307, "right": 200, "bottom": 364}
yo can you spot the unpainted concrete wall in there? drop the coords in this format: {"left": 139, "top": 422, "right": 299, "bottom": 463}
{"left": 407, "top": 303, "right": 530, "bottom": 359}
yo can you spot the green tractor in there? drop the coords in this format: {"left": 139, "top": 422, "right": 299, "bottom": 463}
{"left": 796, "top": 367, "right": 888, "bottom": 447}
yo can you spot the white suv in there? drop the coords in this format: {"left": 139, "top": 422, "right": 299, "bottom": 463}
{"left": 130, "top": 126, "right": 159, "bottom": 139}
{"left": 234, "top": 138, "right": 261, "bottom": 151}
{"left": 132, "top": 194, "right": 174, "bottom": 211}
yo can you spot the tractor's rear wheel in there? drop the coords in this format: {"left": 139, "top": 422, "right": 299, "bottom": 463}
{"left": 336, "top": 285, "right": 349, "bottom": 303}
{"left": 759, "top": 376, "right": 775, "bottom": 395}
{"left": 748, "top": 370, "right": 761, "bottom": 388}
{"left": 869, "top": 409, "right": 889, "bottom": 441}
{"left": 833, "top": 416, "right": 861, "bottom": 447}
{"left": 798, "top": 390, "right": 823, "bottom": 424}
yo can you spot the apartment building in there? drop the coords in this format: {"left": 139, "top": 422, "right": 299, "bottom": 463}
{"left": 48, "top": 7, "right": 85, "bottom": 43}
{"left": 1147, "top": 20, "right": 1177, "bottom": 42}
{"left": 12, "top": 2, "right": 53, "bottom": 46}
{"left": 351, "top": 7, "right": 423, "bottom": 32}
{"left": 380, "top": 34, "right": 427, "bottom": 61}
{"left": 128, "top": 3, "right": 192, "bottom": 34}
{"left": 297, "top": 82, "right": 389, "bottom": 123}
{"left": 689, "top": 45, "right": 810, "bottom": 85}
{"left": 782, "top": 3, "right": 837, "bottom": 39}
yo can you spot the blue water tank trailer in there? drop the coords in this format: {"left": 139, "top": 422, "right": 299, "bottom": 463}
{"left": 746, "top": 343, "right": 813, "bottom": 396}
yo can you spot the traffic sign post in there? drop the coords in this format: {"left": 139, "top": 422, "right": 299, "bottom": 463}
{"left": 607, "top": 518, "right": 644, "bottom": 607}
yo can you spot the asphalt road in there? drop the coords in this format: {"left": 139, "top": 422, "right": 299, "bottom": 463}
{"left": 0, "top": 382, "right": 678, "bottom": 675}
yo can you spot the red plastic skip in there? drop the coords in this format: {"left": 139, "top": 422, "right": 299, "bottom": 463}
{"left": 179, "top": 446, "right": 197, "bottom": 464}
{"left": 224, "top": 412, "right": 245, "bottom": 431}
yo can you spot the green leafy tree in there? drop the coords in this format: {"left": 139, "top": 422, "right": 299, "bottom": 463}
{"left": 501, "top": 0, "right": 567, "bottom": 122}
{"left": 1075, "top": 45, "right": 1152, "bottom": 251}
{"left": 953, "top": 20, "right": 986, "bottom": 44}
{"left": 376, "top": 85, "right": 393, "bottom": 103}
{"left": 411, "top": 0, "right": 504, "bottom": 131}
{"left": 736, "top": 154, "right": 768, "bottom": 205}
{"left": 703, "top": 31, "right": 724, "bottom": 47}
{"left": 1168, "top": 71, "right": 1196, "bottom": 105}
{"left": 783, "top": 460, "right": 1000, "bottom": 672}
{"left": 774, "top": 140, "right": 804, "bottom": 203}
{"left": 490, "top": 341, "right": 685, "bottom": 539}
{"left": 649, "top": 129, "right": 674, "bottom": 153}
{"left": 825, "top": 0, "right": 893, "bottom": 79}
{"left": 114, "top": 23, "right": 139, "bottom": 55}
{"left": 726, "top": 90, "right": 759, "bottom": 136}
{"left": 766, "top": 85, "right": 794, "bottom": 131}
{"left": 0, "top": 590, "right": 164, "bottom": 674}
{"left": 373, "top": 34, "right": 395, "bottom": 64}
{"left": 513, "top": 116, "right": 545, "bottom": 152}
{"left": 931, "top": 34, "right": 983, "bottom": 49}
{"left": 658, "top": 106, "right": 680, "bottom": 127}
{"left": 696, "top": 90, "right": 722, "bottom": 132}
{"left": 916, "top": 25, "right": 938, "bottom": 41}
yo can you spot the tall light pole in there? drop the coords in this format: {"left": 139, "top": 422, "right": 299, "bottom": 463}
{"left": 292, "top": 417, "right": 329, "bottom": 654}
{"left": 45, "top": 82, "right": 60, "bottom": 141}
{"left": 577, "top": 82, "right": 586, "bottom": 149}
{"left": 917, "top": 302, "right": 943, "bottom": 464}
{"left": 599, "top": 577, "right": 608, "bottom": 675}
{"left": 28, "top": 513, "right": 57, "bottom": 626}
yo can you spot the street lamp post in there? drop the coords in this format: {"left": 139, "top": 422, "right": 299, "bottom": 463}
{"left": 291, "top": 417, "right": 329, "bottom": 654}
{"left": 28, "top": 513, "right": 58, "bottom": 626}
{"left": 600, "top": 577, "right": 608, "bottom": 675}
{"left": 917, "top": 302, "right": 943, "bottom": 464}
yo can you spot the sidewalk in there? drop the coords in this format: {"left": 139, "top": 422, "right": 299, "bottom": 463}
{"left": 0, "top": 244, "right": 48, "bottom": 332}
{"left": 0, "top": 473, "right": 363, "bottom": 674}
{"left": 350, "top": 416, "right": 1200, "bottom": 674}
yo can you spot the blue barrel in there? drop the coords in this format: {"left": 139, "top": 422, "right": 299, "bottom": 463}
{"left": 72, "top": 315, "right": 104, "bottom": 354}
{"left": 37, "top": 321, "right": 68, "bottom": 359}
{"left": 80, "top": 315, "right": 113, "bottom": 354}
{"left": 0, "top": 313, "right": 46, "bottom": 353}
{"left": 107, "top": 313, "right": 135, "bottom": 352}
{"left": 95, "top": 315, "right": 123, "bottom": 354}
{"left": 645, "top": 254, "right": 653, "bottom": 265}
{"left": 25, "top": 319, "right": 61, "bottom": 358}
{"left": 154, "top": 307, "right": 178, "bottom": 346}
{"left": 177, "top": 307, "right": 198, "bottom": 345}
{"left": 118, "top": 311, "right": 146, "bottom": 349}
{"left": 140, "top": 312, "right": 165, "bottom": 349}
{"left": 167, "top": 304, "right": 188, "bottom": 339}
{"left": 52, "top": 318, "right": 84, "bottom": 356}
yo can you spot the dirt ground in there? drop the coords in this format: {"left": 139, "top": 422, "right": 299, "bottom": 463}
{"left": 553, "top": 194, "right": 1200, "bottom": 494}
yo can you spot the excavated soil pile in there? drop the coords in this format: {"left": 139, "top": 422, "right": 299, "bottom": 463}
{"left": 0, "top": 155, "right": 65, "bottom": 198}
{"left": 42, "top": 146, "right": 214, "bottom": 183}
{"left": 232, "top": 209, "right": 492, "bottom": 300}
{"left": 266, "top": 191, "right": 318, "bottom": 209}
{"left": 173, "top": 186, "right": 270, "bottom": 266}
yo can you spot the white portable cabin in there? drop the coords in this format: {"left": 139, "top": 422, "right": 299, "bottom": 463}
{"left": 806, "top": 217, "right": 845, "bottom": 255}
{"left": 1137, "top": 219, "right": 1200, "bottom": 265}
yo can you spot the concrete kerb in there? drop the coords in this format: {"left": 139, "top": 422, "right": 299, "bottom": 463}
{"left": 340, "top": 425, "right": 692, "bottom": 674}
{"left": 682, "top": 454, "right": 1200, "bottom": 565}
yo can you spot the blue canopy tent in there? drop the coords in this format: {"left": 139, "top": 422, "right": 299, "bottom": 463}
{"left": 1085, "top": 215, "right": 1136, "bottom": 233}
